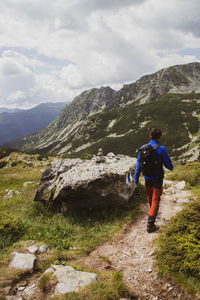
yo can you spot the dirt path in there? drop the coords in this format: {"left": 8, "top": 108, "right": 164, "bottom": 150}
{"left": 84, "top": 180, "right": 199, "bottom": 300}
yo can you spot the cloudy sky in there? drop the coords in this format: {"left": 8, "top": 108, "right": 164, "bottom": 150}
{"left": 0, "top": 0, "right": 200, "bottom": 108}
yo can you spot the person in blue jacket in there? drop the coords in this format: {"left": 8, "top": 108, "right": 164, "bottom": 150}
{"left": 134, "top": 128, "right": 174, "bottom": 233}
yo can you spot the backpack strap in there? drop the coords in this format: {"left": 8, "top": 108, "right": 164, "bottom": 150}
{"left": 153, "top": 143, "right": 160, "bottom": 150}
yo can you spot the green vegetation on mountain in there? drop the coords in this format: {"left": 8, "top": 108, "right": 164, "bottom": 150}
{"left": 156, "top": 162, "right": 200, "bottom": 294}
{"left": 66, "top": 93, "right": 200, "bottom": 159}
{"left": 5, "top": 62, "right": 200, "bottom": 163}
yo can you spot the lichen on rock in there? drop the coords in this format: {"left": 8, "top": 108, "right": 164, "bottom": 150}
{"left": 34, "top": 153, "right": 136, "bottom": 211}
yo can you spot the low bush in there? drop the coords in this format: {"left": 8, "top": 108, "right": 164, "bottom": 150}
{"left": 0, "top": 214, "right": 26, "bottom": 250}
{"left": 155, "top": 196, "right": 200, "bottom": 293}
{"left": 37, "top": 154, "right": 49, "bottom": 161}
{"left": 168, "top": 161, "right": 200, "bottom": 186}
{"left": 0, "top": 161, "right": 7, "bottom": 168}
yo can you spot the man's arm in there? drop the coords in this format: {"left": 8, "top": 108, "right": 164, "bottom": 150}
{"left": 162, "top": 148, "right": 174, "bottom": 170}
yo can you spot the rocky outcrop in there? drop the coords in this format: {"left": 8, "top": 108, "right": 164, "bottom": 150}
{"left": 44, "top": 265, "right": 98, "bottom": 295}
{"left": 9, "top": 252, "right": 36, "bottom": 272}
{"left": 34, "top": 154, "right": 136, "bottom": 210}
{"left": 7, "top": 63, "right": 200, "bottom": 157}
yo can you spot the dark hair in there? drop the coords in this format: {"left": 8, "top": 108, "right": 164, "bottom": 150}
{"left": 150, "top": 128, "right": 162, "bottom": 140}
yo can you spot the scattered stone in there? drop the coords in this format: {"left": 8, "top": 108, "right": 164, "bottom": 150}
{"left": 148, "top": 249, "right": 154, "bottom": 256}
{"left": 22, "top": 282, "right": 38, "bottom": 299}
{"left": 18, "top": 286, "right": 25, "bottom": 291}
{"left": 96, "top": 155, "right": 106, "bottom": 163}
{"left": 177, "top": 198, "right": 190, "bottom": 204}
{"left": 147, "top": 265, "right": 153, "bottom": 273}
{"left": 175, "top": 180, "right": 186, "bottom": 189}
{"left": 23, "top": 181, "right": 35, "bottom": 187}
{"left": 9, "top": 252, "right": 36, "bottom": 272}
{"left": 44, "top": 267, "right": 55, "bottom": 274}
{"left": 6, "top": 297, "right": 22, "bottom": 300}
{"left": 38, "top": 244, "right": 49, "bottom": 253}
{"left": 106, "top": 152, "right": 116, "bottom": 158}
{"left": 44, "top": 265, "right": 99, "bottom": 295}
{"left": 167, "top": 286, "right": 174, "bottom": 292}
{"left": 6, "top": 190, "right": 13, "bottom": 198}
{"left": 34, "top": 155, "right": 136, "bottom": 210}
{"left": 27, "top": 245, "right": 38, "bottom": 254}
{"left": 97, "top": 148, "right": 104, "bottom": 156}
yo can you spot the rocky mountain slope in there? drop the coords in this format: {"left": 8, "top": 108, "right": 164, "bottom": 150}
{"left": 5, "top": 62, "right": 200, "bottom": 161}
{"left": 0, "top": 102, "right": 66, "bottom": 145}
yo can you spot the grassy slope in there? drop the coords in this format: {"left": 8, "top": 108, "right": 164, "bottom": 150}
{"left": 0, "top": 151, "right": 145, "bottom": 299}
{"left": 65, "top": 93, "right": 200, "bottom": 159}
{"left": 155, "top": 162, "right": 200, "bottom": 295}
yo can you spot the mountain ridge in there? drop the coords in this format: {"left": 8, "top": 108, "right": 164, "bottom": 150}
{"left": 4, "top": 62, "right": 200, "bottom": 161}
{"left": 0, "top": 102, "right": 67, "bottom": 145}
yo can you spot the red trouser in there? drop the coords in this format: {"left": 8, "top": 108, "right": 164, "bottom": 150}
{"left": 145, "top": 179, "right": 163, "bottom": 223}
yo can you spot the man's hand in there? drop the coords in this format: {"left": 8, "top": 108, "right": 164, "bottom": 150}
{"left": 134, "top": 182, "right": 139, "bottom": 188}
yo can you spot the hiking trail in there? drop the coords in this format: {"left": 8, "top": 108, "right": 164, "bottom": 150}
{"left": 83, "top": 180, "right": 199, "bottom": 300}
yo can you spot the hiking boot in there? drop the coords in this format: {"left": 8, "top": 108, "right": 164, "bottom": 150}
{"left": 147, "top": 224, "right": 159, "bottom": 233}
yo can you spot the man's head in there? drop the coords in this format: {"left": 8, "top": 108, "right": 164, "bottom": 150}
{"left": 150, "top": 128, "right": 162, "bottom": 141}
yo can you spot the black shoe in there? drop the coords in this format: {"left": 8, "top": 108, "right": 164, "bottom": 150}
{"left": 147, "top": 224, "right": 159, "bottom": 233}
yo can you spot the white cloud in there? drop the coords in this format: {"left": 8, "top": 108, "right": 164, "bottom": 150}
{"left": 0, "top": 0, "right": 200, "bottom": 108}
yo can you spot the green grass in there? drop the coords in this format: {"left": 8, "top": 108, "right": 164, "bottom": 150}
{"left": 155, "top": 161, "right": 200, "bottom": 294}
{"left": 65, "top": 93, "right": 200, "bottom": 159}
{"left": 0, "top": 151, "right": 144, "bottom": 298}
{"left": 51, "top": 271, "right": 136, "bottom": 300}
{"left": 0, "top": 152, "right": 146, "bottom": 255}
{"left": 167, "top": 161, "right": 200, "bottom": 186}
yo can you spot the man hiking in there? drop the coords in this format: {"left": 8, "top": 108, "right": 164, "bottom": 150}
{"left": 134, "top": 128, "right": 174, "bottom": 233}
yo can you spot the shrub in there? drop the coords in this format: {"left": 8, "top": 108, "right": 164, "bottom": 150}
{"left": 0, "top": 214, "right": 26, "bottom": 250}
{"left": 155, "top": 198, "right": 200, "bottom": 293}
{"left": 0, "top": 148, "right": 20, "bottom": 159}
{"left": 0, "top": 161, "right": 7, "bottom": 168}
{"left": 37, "top": 154, "right": 49, "bottom": 161}
{"left": 38, "top": 272, "right": 57, "bottom": 292}
{"left": 168, "top": 161, "right": 200, "bottom": 186}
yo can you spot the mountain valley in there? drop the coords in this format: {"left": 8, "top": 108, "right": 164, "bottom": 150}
{"left": 5, "top": 62, "right": 200, "bottom": 162}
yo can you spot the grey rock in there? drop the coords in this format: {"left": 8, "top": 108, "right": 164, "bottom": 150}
{"left": 96, "top": 156, "right": 106, "bottom": 163}
{"left": 7, "top": 190, "right": 13, "bottom": 198}
{"left": 34, "top": 156, "right": 136, "bottom": 210}
{"left": 147, "top": 265, "right": 153, "bottom": 273}
{"left": 22, "top": 282, "right": 38, "bottom": 299}
{"left": 9, "top": 252, "right": 36, "bottom": 272}
{"left": 106, "top": 152, "right": 116, "bottom": 158}
{"left": 48, "top": 265, "right": 98, "bottom": 295}
{"left": 18, "top": 286, "right": 25, "bottom": 291}
{"left": 6, "top": 297, "right": 22, "bottom": 300}
{"left": 177, "top": 198, "right": 190, "bottom": 204}
{"left": 175, "top": 180, "right": 186, "bottom": 189}
{"left": 27, "top": 245, "right": 38, "bottom": 254}
{"left": 38, "top": 244, "right": 49, "bottom": 253}
{"left": 23, "top": 181, "right": 35, "bottom": 187}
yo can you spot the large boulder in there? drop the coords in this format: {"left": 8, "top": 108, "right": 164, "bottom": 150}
{"left": 34, "top": 154, "right": 136, "bottom": 210}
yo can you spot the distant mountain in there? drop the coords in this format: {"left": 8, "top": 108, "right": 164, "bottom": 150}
{"left": 5, "top": 62, "right": 200, "bottom": 161}
{"left": 0, "top": 107, "right": 23, "bottom": 113}
{"left": 0, "top": 102, "right": 67, "bottom": 145}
